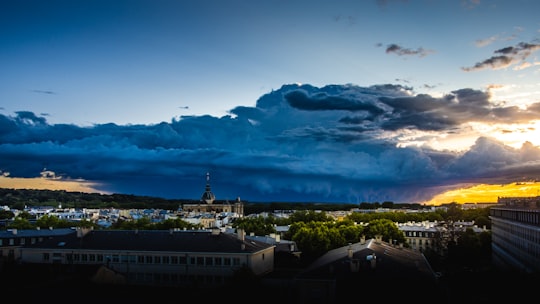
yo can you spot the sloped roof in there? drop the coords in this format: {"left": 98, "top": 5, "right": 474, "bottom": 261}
{"left": 0, "top": 228, "right": 75, "bottom": 239}
{"left": 23, "top": 229, "right": 275, "bottom": 254}
{"left": 296, "top": 238, "right": 436, "bottom": 282}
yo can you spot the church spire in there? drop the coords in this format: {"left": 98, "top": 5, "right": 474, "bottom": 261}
{"left": 201, "top": 172, "right": 215, "bottom": 204}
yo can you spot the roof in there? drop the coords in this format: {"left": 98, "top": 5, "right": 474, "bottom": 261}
{"left": 296, "top": 238, "right": 436, "bottom": 282}
{"left": 23, "top": 229, "right": 275, "bottom": 254}
{"left": 0, "top": 228, "right": 75, "bottom": 239}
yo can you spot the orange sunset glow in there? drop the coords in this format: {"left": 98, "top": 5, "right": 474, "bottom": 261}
{"left": 0, "top": 176, "right": 105, "bottom": 195}
{"left": 422, "top": 181, "right": 540, "bottom": 206}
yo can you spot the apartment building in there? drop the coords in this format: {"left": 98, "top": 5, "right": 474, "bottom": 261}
{"left": 490, "top": 196, "right": 540, "bottom": 272}
{"left": 17, "top": 227, "right": 275, "bottom": 287}
{"left": 0, "top": 227, "right": 75, "bottom": 262}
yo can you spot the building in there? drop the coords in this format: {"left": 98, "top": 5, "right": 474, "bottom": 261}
{"left": 489, "top": 196, "right": 540, "bottom": 273}
{"left": 398, "top": 221, "right": 440, "bottom": 253}
{"left": 0, "top": 227, "right": 76, "bottom": 263}
{"left": 14, "top": 226, "right": 275, "bottom": 288}
{"left": 294, "top": 237, "right": 440, "bottom": 303}
{"left": 181, "top": 172, "right": 244, "bottom": 217}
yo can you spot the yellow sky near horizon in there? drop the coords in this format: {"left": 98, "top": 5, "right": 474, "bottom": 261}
{"left": 0, "top": 176, "right": 105, "bottom": 194}
{"left": 421, "top": 182, "right": 540, "bottom": 205}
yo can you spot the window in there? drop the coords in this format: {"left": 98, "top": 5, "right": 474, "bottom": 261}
{"left": 43, "top": 252, "right": 50, "bottom": 261}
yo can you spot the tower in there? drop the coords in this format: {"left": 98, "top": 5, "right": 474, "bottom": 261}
{"left": 201, "top": 172, "right": 216, "bottom": 204}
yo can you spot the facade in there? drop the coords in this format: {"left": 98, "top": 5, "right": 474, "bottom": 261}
{"left": 181, "top": 172, "right": 244, "bottom": 218}
{"left": 399, "top": 221, "right": 440, "bottom": 252}
{"left": 0, "top": 227, "right": 75, "bottom": 262}
{"left": 489, "top": 196, "right": 540, "bottom": 273}
{"left": 17, "top": 227, "right": 275, "bottom": 287}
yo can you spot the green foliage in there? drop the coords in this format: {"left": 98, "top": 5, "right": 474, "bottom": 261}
{"left": 347, "top": 210, "right": 445, "bottom": 224}
{"left": 232, "top": 216, "right": 276, "bottom": 236}
{"left": 0, "top": 209, "right": 15, "bottom": 220}
{"left": 364, "top": 218, "right": 406, "bottom": 244}
{"left": 288, "top": 210, "right": 332, "bottom": 223}
{"left": 111, "top": 217, "right": 202, "bottom": 230}
{"left": 7, "top": 217, "right": 34, "bottom": 229}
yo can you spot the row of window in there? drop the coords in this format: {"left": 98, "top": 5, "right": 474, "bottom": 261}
{"left": 403, "top": 231, "right": 437, "bottom": 238}
{"left": 0, "top": 237, "right": 42, "bottom": 247}
{"left": 43, "top": 252, "right": 242, "bottom": 267}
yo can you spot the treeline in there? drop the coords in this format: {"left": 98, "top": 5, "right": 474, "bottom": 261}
{"left": 0, "top": 188, "right": 430, "bottom": 214}
{"left": 0, "top": 188, "right": 199, "bottom": 210}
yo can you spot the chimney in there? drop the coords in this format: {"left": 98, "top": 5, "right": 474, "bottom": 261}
{"left": 76, "top": 226, "right": 93, "bottom": 238}
{"left": 237, "top": 228, "right": 245, "bottom": 241}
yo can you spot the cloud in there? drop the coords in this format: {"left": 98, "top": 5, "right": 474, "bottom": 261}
{"left": 31, "top": 89, "right": 56, "bottom": 95}
{"left": 383, "top": 43, "right": 435, "bottom": 58}
{"left": 463, "top": 41, "right": 540, "bottom": 71}
{"left": 1, "top": 83, "right": 539, "bottom": 204}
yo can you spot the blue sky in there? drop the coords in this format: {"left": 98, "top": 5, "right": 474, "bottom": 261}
{"left": 1, "top": 0, "right": 540, "bottom": 204}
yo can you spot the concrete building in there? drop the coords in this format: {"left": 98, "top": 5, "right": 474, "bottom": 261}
{"left": 17, "top": 227, "right": 275, "bottom": 287}
{"left": 490, "top": 196, "right": 540, "bottom": 273}
{"left": 0, "top": 227, "right": 75, "bottom": 263}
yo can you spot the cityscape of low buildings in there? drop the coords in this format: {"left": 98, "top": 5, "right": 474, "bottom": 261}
{"left": 0, "top": 173, "right": 538, "bottom": 302}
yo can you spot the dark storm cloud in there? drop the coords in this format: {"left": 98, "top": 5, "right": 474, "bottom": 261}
{"left": 1, "top": 83, "right": 540, "bottom": 204}
{"left": 384, "top": 43, "right": 434, "bottom": 58}
{"left": 462, "top": 41, "right": 540, "bottom": 71}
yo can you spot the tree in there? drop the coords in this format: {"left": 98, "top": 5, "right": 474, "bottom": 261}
{"left": 365, "top": 218, "right": 406, "bottom": 244}
{"left": 7, "top": 217, "right": 33, "bottom": 229}
{"left": 0, "top": 209, "right": 14, "bottom": 220}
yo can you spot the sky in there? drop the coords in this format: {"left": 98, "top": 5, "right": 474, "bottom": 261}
{"left": 1, "top": 0, "right": 540, "bottom": 205}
